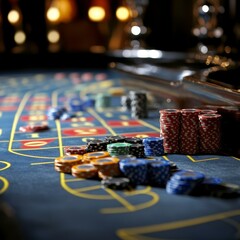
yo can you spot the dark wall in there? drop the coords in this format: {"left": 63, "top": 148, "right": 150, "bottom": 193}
{"left": 144, "top": 0, "right": 240, "bottom": 53}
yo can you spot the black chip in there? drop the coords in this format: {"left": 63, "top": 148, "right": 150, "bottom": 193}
{"left": 101, "top": 177, "right": 134, "bottom": 190}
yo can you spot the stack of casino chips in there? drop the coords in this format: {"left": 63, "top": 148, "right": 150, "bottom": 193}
{"left": 166, "top": 170, "right": 205, "bottom": 195}
{"left": 69, "top": 97, "right": 85, "bottom": 112}
{"left": 101, "top": 177, "right": 133, "bottom": 190}
{"left": 71, "top": 164, "right": 98, "bottom": 179}
{"left": 90, "top": 157, "right": 121, "bottom": 179}
{"left": 83, "top": 151, "right": 110, "bottom": 162}
{"left": 119, "top": 158, "right": 148, "bottom": 185}
{"left": 124, "top": 137, "right": 143, "bottom": 144}
{"left": 129, "top": 91, "right": 148, "bottom": 119}
{"left": 147, "top": 158, "right": 171, "bottom": 186}
{"left": 107, "top": 142, "right": 132, "bottom": 157}
{"left": 124, "top": 136, "right": 144, "bottom": 157}
{"left": 104, "top": 135, "right": 126, "bottom": 144}
{"left": 47, "top": 106, "right": 68, "bottom": 120}
{"left": 198, "top": 113, "right": 221, "bottom": 154}
{"left": 179, "top": 109, "right": 200, "bottom": 154}
{"left": 142, "top": 137, "right": 164, "bottom": 156}
{"left": 159, "top": 109, "right": 181, "bottom": 153}
{"left": 95, "top": 93, "right": 111, "bottom": 109}
{"left": 129, "top": 144, "right": 145, "bottom": 158}
{"left": 54, "top": 155, "right": 85, "bottom": 173}
{"left": 82, "top": 96, "right": 95, "bottom": 108}
{"left": 121, "top": 95, "right": 131, "bottom": 111}
{"left": 86, "top": 139, "right": 108, "bottom": 152}
{"left": 64, "top": 145, "right": 87, "bottom": 155}
{"left": 19, "top": 122, "right": 50, "bottom": 132}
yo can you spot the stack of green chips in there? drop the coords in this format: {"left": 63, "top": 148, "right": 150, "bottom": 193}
{"left": 107, "top": 143, "right": 132, "bottom": 157}
{"left": 95, "top": 93, "right": 111, "bottom": 109}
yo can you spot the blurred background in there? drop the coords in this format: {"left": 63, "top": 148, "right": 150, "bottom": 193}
{"left": 0, "top": 0, "right": 239, "bottom": 67}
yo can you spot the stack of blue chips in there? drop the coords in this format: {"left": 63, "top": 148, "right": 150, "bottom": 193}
{"left": 69, "top": 97, "right": 85, "bottom": 112}
{"left": 47, "top": 106, "right": 68, "bottom": 120}
{"left": 147, "top": 158, "right": 171, "bottom": 186}
{"left": 119, "top": 158, "right": 148, "bottom": 185}
{"left": 142, "top": 137, "right": 164, "bottom": 156}
{"left": 82, "top": 96, "right": 95, "bottom": 108}
{"left": 166, "top": 170, "right": 205, "bottom": 195}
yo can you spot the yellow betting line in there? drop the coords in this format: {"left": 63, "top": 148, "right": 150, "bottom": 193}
{"left": 87, "top": 108, "right": 117, "bottom": 135}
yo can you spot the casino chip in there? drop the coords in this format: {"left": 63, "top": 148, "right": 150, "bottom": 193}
{"left": 124, "top": 137, "right": 143, "bottom": 144}
{"left": 19, "top": 122, "right": 50, "bottom": 132}
{"left": 101, "top": 177, "right": 134, "bottom": 190}
{"left": 142, "top": 137, "right": 164, "bottom": 156}
{"left": 198, "top": 113, "right": 221, "bottom": 154}
{"left": 47, "top": 106, "right": 67, "bottom": 120}
{"left": 104, "top": 135, "right": 126, "bottom": 144}
{"left": 129, "top": 91, "right": 148, "bottom": 119}
{"left": 119, "top": 158, "right": 148, "bottom": 185}
{"left": 147, "top": 158, "right": 171, "bottom": 186}
{"left": 95, "top": 93, "right": 111, "bottom": 109}
{"left": 121, "top": 95, "right": 131, "bottom": 111}
{"left": 107, "top": 142, "right": 132, "bottom": 157}
{"left": 91, "top": 157, "right": 121, "bottom": 178}
{"left": 129, "top": 144, "right": 145, "bottom": 158}
{"left": 179, "top": 109, "right": 200, "bottom": 155}
{"left": 64, "top": 145, "right": 87, "bottom": 155}
{"left": 159, "top": 109, "right": 181, "bottom": 153}
{"left": 71, "top": 164, "right": 98, "bottom": 178}
{"left": 54, "top": 155, "right": 84, "bottom": 173}
{"left": 86, "top": 139, "right": 108, "bottom": 152}
{"left": 166, "top": 170, "right": 205, "bottom": 195}
{"left": 83, "top": 151, "right": 110, "bottom": 161}
{"left": 69, "top": 97, "right": 85, "bottom": 112}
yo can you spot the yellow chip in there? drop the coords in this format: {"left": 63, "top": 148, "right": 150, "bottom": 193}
{"left": 55, "top": 154, "right": 82, "bottom": 164}
{"left": 91, "top": 157, "right": 119, "bottom": 166}
{"left": 83, "top": 151, "right": 110, "bottom": 160}
{"left": 71, "top": 164, "right": 98, "bottom": 178}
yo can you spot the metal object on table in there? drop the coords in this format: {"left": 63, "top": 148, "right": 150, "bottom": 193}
{"left": 183, "top": 58, "right": 240, "bottom": 106}
{"left": 110, "top": 49, "right": 238, "bottom": 107}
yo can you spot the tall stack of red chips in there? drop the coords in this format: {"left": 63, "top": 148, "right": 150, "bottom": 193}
{"left": 179, "top": 109, "right": 200, "bottom": 155}
{"left": 198, "top": 113, "right": 221, "bottom": 154}
{"left": 159, "top": 109, "right": 181, "bottom": 153}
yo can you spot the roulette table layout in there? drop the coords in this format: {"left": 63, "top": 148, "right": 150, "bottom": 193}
{"left": 0, "top": 58, "right": 240, "bottom": 240}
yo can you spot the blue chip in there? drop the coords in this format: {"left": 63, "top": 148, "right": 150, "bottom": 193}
{"left": 171, "top": 170, "right": 205, "bottom": 182}
{"left": 119, "top": 158, "right": 148, "bottom": 185}
{"left": 69, "top": 97, "right": 85, "bottom": 111}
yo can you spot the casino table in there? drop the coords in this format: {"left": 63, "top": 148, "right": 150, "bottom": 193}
{"left": 0, "top": 55, "right": 240, "bottom": 240}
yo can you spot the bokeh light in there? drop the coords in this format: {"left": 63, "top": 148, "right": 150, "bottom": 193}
{"left": 14, "top": 31, "right": 26, "bottom": 44}
{"left": 47, "top": 7, "right": 60, "bottom": 22}
{"left": 8, "top": 10, "right": 20, "bottom": 24}
{"left": 88, "top": 6, "right": 105, "bottom": 22}
{"left": 116, "top": 6, "right": 130, "bottom": 21}
{"left": 47, "top": 30, "right": 60, "bottom": 43}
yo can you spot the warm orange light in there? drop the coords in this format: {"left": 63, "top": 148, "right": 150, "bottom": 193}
{"left": 47, "top": 7, "right": 60, "bottom": 22}
{"left": 14, "top": 31, "right": 26, "bottom": 44}
{"left": 116, "top": 6, "right": 130, "bottom": 21}
{"left": 47, "top": 30, "right": 60, "bottom": 43}
{"left": 88, "top": 6, "right": 105, "bottom": 22}
{"left": 8, "top": 10, "right": 20, "bottom": 24}
{"left": 54, "top": 0, "right": 77, "bottom": 23}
